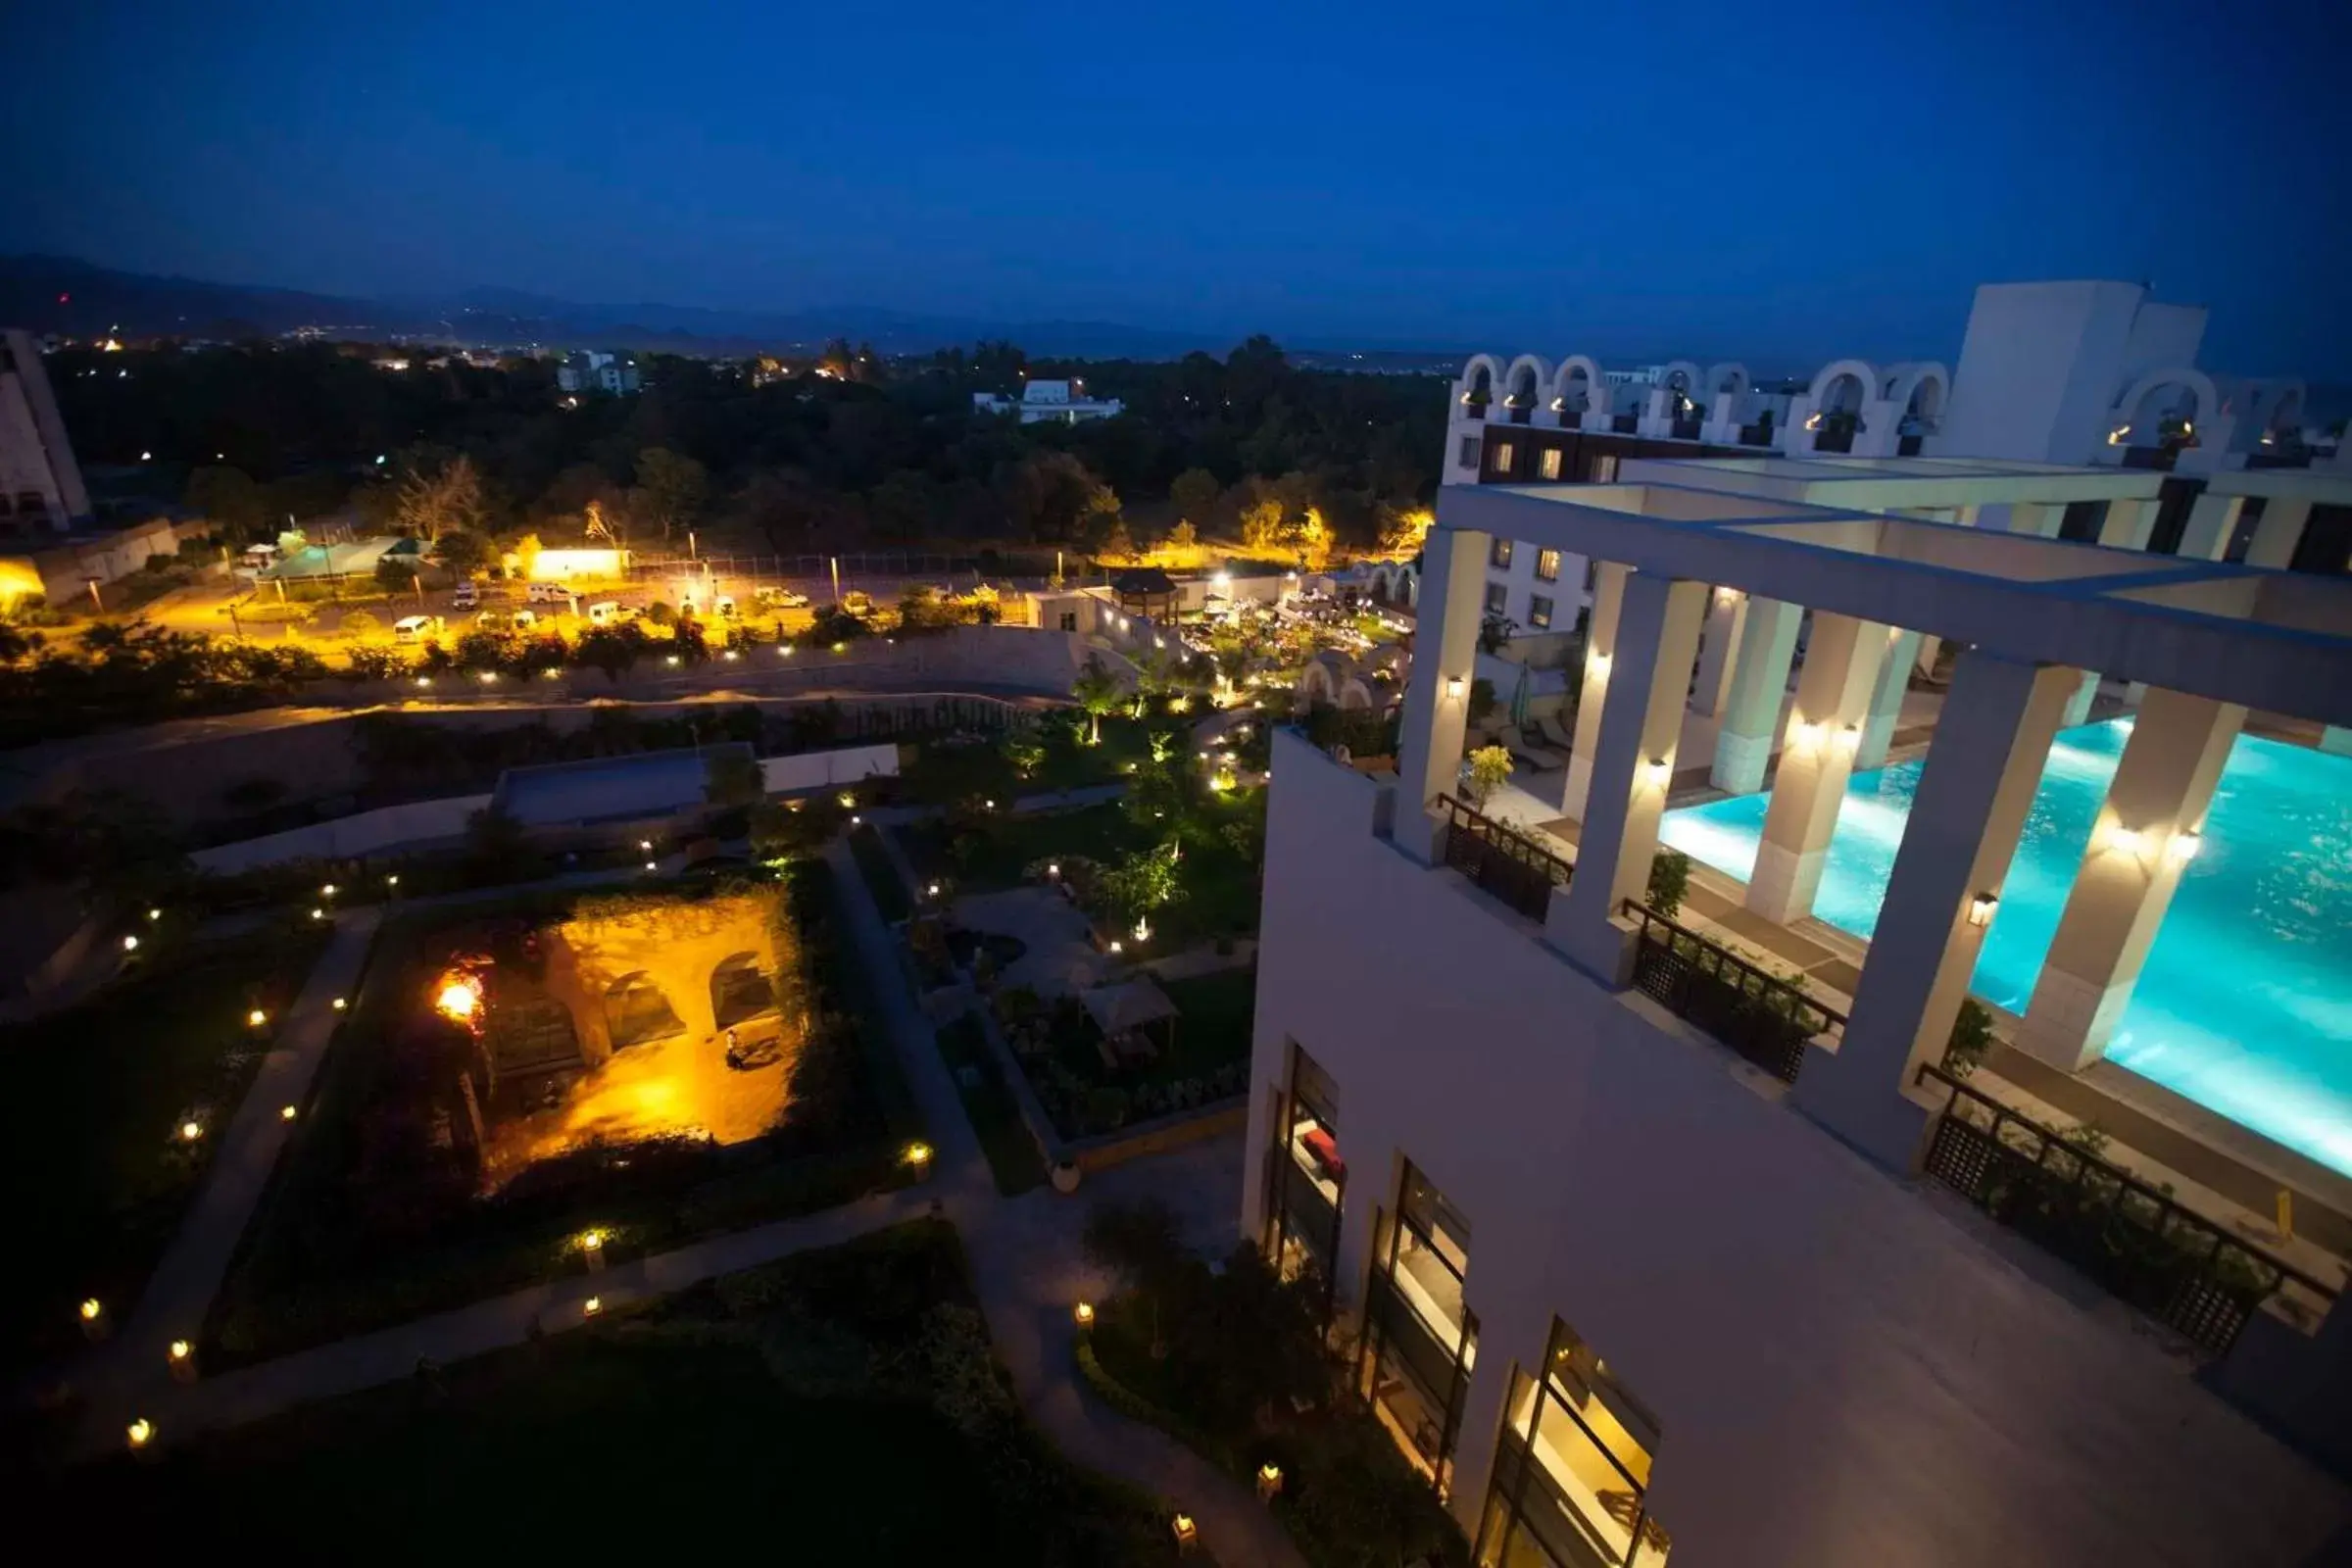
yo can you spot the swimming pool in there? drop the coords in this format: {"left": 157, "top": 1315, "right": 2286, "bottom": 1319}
{"left": 1658, "top": 720, "right": 2352, "bottom": 1178}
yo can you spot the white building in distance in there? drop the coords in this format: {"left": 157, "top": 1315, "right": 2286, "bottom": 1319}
{"left": 972, "top": 376, "right": 1124, "bottom": 424}
{"left": 556, "top": 351, "right": 642, "bottom": 396}
{"left": 0, "top": 328, "right": 91, "bottom": 538}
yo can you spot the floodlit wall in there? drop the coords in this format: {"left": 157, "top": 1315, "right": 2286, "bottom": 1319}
{"left": 1240, "top": 728, "right": 2344, "bottom": 1566}
{"left": 190, "top": 795, "right": 492, "bottom": 872}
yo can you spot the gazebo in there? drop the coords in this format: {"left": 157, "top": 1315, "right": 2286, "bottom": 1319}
{"left": 1082, "top": 976, "right": 1179, "bottom": 1066}
{"left": 1109, "top": 566, "right": 1178, "bottom": 624}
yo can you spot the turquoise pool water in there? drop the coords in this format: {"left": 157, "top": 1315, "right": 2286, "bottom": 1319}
{"left": 1659, "top": 720, "right": 2352, "bottom": 1177}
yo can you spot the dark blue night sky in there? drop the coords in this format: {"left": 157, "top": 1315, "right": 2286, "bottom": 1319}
{"left": 5, "top": 0, "right": 2347, "bottom": 373}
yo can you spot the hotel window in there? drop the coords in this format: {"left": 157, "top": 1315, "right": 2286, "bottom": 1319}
{"left": 1059, "top": 612, "right": 1078, "bottom": 632}
{"left": 1591, "top": 454, "right": 1619, "bottom": 483}
{"left": 1491, "top": 538, "right": 1514, "bottom": 569}
{"left": 1460, "top": 436, "right": 1483, "bottom": 469}
{"left": 1582, "top": 560, "right": 1599, "bottom": 592}
{"left": 1358, "top": 1162, "right": 1478, "bottom": 1497}
{"left": 1539, "top": 448, "right": 1564, "bottom": 480}
{"left": 1535, "top": 549, "right": 1561, "bottom": 582}
{"left": 1262, "top": 1043, "right": 1344, "bottom": 1311}
{"left": 1492, "top": 442, "right": 1516, "bottom": 475}
{"left": 1485, "top": 582, "right": 1509, "bottom": 617}
{"left": 1528, "top": 595, "right": 1554, "bottom": 631}
{"left": 1476, "top": 1319, "right": 1670, "bottom": 1567}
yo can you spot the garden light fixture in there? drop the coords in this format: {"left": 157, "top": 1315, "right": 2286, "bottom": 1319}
{"left": 122, "top": 934, "right": 139, "bottom": 953}
{"left": 1073, "top": 1301, "right": 1096, "bottom": 1327}
{"left": 126, "top": 1419, "right": 154, "bottom": 1450}
{"left": 280, "top": 1104, "right": 298, "bottom": 1121}
{"left": 179, "top": 1120, "right": 203, "bottom": 1142}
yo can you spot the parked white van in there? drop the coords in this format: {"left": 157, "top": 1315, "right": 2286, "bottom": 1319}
{"left": 451, "top": 581, "right": 480, "bottom": 610}
{"left": 587, "top": 601, "right": 624, "bottom": 626}
{"left": 526, "top": 582, "right": 573, "bottom": 606}
{"left": 393, "top": 614, "right": 445, "bottom": 644}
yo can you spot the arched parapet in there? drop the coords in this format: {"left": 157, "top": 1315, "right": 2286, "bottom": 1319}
{"left": 1549, "top": 354, "right": 1610, "bottom": 416}
{"left": 1884, "top": 362, "right": 1951, "bottom": 428}
{"left": 1809, "top": 358, "right": 1880, "bottom": 413}
{"left": 1502, "top": 354, "right": 1553, "bottom": 410}
{"left": 1337, "top": 677, "right": 1376, "bottom": 712}
{"left": 1456, "top": 354, "right": 1505, "bottom": 409}
{"left": 1659, "top": 360, "right": 1704, "bottom": 396}
{"left": 2107, "top": 367, "right": 2219, "bottom": 443}
{"left": 1704, "top": 362, "right": 1750, "bottom": 398}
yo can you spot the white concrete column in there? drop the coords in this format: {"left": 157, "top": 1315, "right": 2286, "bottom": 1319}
{"left": 2323, "top": 727, "right": 2352, "bottom": 758}
{"left": 1794, "top": 652, "right": 2079, "bottom": 1169}
{"left": 2008, "top": 501, "right": 2066, "bottom": 538}
{"left": 1691, "top": 586, "right": 1748, "bottom": 717}
{"left": 2015, "top": 689, "right": 2245, "bottom": 1072}
{"left": 1559, "top": 563, "right": 1629, "bottom": 821}
{"left": 2059, "top": 671, "right": 2101, "bottom": 728}
{"left": 2177, "top": 492, "right": 2243, "bottom": 561}
{"left": 2246, "top": 497, "right": 2314, "bottom": 569}
{"left": 1552, "top": 572, "right": 1709, "bottom": 981}
{"left": 2099, "top": 496, "right": 2161, "bottom": 552}
{"left": 1708, "top": 597, "right": 1802, "bottom": 794}
{"left": 1396, "top": 525, "right": 1491, "bottom": 837}
{"left": 1745, "top": 612, "right": 1887, "bottom": 924}
{"left": 1854, "top": 626, "right": 1920, "bottom": 770}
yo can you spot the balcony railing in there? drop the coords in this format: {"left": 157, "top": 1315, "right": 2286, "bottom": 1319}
{"left": 1671, "top": 416, "right": 1702, "bottom": 440}
{"left": 1560, "top": 410, "right": 1584, "bottom": 429}
{"left": 1462, "top": 400, "right": 1490, "bottom": 422}
{"left": 1914, "top": 1063, "right": 2336, "bottom": 1356}
{"left": 1620, "top": 900, "right": 1842, "bottom": 1083}
{"left": 1811, "top": 425, "right": 1856, "bottom": 454}
{"left": 1610, "top": 413, "right": 1639, "bottom": 434}
{"left": 1738, "top": 423, "right": 1774, "bottom": 447}
{"left": 1437, "top": 794, "right": 1573, "bottom": 919}
{"left": 1505, "top": 403, "right": 1533, "bottom": 425}
{"left": 1897, "top": 433, "right": 1924, "bottom": 457}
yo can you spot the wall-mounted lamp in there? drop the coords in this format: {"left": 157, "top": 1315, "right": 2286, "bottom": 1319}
{"left": 2108, "top": 423, "right": 2131, "bottom": 447}
{"left": 1966, "top": 892, "right": 1998, "bottom": 928}
{"left": 2166, "top": 830, "right": 2203, "bottom": 866}
{"left": 1835, "top": 722, "right": 1862, "bottom": 758}
{"left": 1445, "top": 675, "right": 1465, "bottom": 702}
{"left": 1788, "top": 718, "right": 1824, "bottom": 755}
{"left": 1644, "top": 758, "right": 1673, "bottom": 792}
{"left": 1715, "top": 586, "right": 1740, "bottom": 606}
{"left": 1588, "top": 651, "right": 1612, "bottom": 680}
{"left": 2103, "top": 823, "right": 2150, "bottom": 860}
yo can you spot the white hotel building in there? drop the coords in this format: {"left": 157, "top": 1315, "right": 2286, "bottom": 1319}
{"left": 1238, "top": 283, "right": 2352, "bottom": 1564}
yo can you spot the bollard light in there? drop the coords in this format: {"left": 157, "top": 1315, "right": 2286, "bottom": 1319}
{"left": 122, "top": 934, "right": 140, "bottom": 953}
{"left": 249, "top": 1008, "right": 269, "bottom": 1028}
{"left": 148, "top": 907, "right": 162, "bottom": 921}
{"left": 333, "top": 997, "right": 348, "bottom": 1010}
{"left": 1171, "top": 1514, "right": 1199, "bottom": 1550}
{"left": 179, "top": 1120, "right": 203, "bottom": 1143}
{"left": 1257, "top": 1462, "right": 1284, "bottom": 1501}
{"left": 904, "top": 1141, "right": 934, "bottom": 1171}
{"left": 583, "top": 1296, "right": 603, "bottom": 1317}
{"left": 80, "top": 1298, "right": 103, "bottom": 1322}
{"left": 126, "top": 1419, "right": 155, "bottom": 1450}
{"left": 281, "top": 1103, "right": 299, "bottom": 1121}
{"left": 1073, "top": 1301, "right": 1096, "bottom": 1328}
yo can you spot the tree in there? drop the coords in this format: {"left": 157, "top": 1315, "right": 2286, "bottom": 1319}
{"left": 1169, "top": 468, "right": 1220, "bottom": 536}
{"left": 1467, "top": 744, "right": 1514, "bottom": 806}
{"left": 395, "top": 454, "right": 489, "bottom": 542}
{"left": 1082, "top": 1197, "right": 1187, "bottom": 1357}
{"left": 1098, "top": 843, "right": 1184, "bottom": 927}
{"left": 632, "top": 448, "right": 709, "bottom": 541}
{"left": 1070, "top": 654, "right": 1123, "bottom": 745}
{"left": 183, "top": 466, "right": 267, "bottom": 541}
{"left": 374, "top": 556, "right": 419, "bottom": 595}
{"left": 434, "top": 530, "right": 492, "bottom": 576}
{"left": 572, "top": 624, "right": 644, "bottom": 683}
{"left": 1166, "top": 518, "right": 1198, "bottom": 552}
{"left": 340, "top": 610, "right": 381, "bottom": 640}
{"left": 703, "top": 748, "right": 764, "bottom": 808}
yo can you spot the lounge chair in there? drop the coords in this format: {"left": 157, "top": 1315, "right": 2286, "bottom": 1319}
{"left": 1537, "top": 711, "right": 1578, "bottom": 752}
{"left": 1498, "top": 723, "right": 1564, "bottom": 771}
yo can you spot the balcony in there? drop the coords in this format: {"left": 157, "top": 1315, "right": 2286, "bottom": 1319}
{"left": 1621, "top": 900, "right": 1841, "bottom": 1084}
{"left": 1610, "top": 413, "right": 1639, "bottom": 434}
{"left": 1914, "top": 1063, "right": 2335, "bottom": 1356}
{"left": 1462, "top": 399, "right": 1490, "bottom": 422}
{"left": 1438, "top": 794, "right": 1572, "bottom": 920}
{"left": 1737, "top": 423, "right": 1774, "bottom": 448}
{"left": 1506, "top": 403, "right": 1534, "bottom": 425}
{"left": 1670, "top": 417, "right": 1702, "bottom": 441}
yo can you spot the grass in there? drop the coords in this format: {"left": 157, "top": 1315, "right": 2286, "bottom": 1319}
{"left": 848, "top": 822, "right": 913, "bottom": 921}
{"left": 38, "top": 1222, "right": 1192, "bottom": 1564}
{"left": 1151, "top": 968, "right": 1259, "bottom": 1085}
{"left": 896, "top": 711, "right": 1154, "bottom": 808}
{"left": 1011, "top": 965, "right": 1256, "bottom": 1140}
{"left": 204, "top": 862, "right": 924, "bottom": 1365}
{"left": 1, "top": 924, "right": 329, "bottom": 1385}
{"left": 933, "top": 1013, "right": 1049, "bottom": 1195}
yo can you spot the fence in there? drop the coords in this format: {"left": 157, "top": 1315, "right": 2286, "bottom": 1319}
{"left": 1914, "top": 1062, "right": 2335, "bottom": 1356}
{"left": 1435, "top": 794, "right": 1572, "bottom": 920}
{"left": 1620, "top": 899, "right": 1841, "bottom": 1083}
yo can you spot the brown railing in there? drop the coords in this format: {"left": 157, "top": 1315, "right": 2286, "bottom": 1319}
{"left": 1620, "top": 900, "right": 1842, "bottom": 1083}
{"left": 1436, "top": 794, "right": 1572, "bottom": 919}
{"left": 1913, "top": 1062, "right": 2335, "bottom": 1356}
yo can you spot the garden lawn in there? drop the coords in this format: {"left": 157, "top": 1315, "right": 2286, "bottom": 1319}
{"left": 896, "top": 711, "right": 1151, "bottom": 807}
{"left": 1, "top": 926, "right": 328, "bottom": 1385}
{"left": 204, "top": 862, "right": 925, "bottom": 1365}
{"left": 932, "top": 1012, "right": 1048, "bottom": 1196}
{"left": 899, "top": 801, "right": 1151, "bottom": 892}
{"left": 43, "top": 1222, "right": 1190, "bottom": 1565}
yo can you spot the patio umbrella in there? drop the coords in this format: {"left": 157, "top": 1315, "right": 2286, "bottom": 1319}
{"left": 1509, "top": 662, "right": 1532, "bottom": 730}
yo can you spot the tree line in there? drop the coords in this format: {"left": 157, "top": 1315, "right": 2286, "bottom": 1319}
{"left": 51, "top": 333, "right": 1447, "bottom": 564}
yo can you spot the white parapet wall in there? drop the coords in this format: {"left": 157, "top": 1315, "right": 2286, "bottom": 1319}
{"left": 191, "top": 742, "right": 905, "bottom": 873}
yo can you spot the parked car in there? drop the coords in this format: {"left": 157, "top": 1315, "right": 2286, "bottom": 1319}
{"left": 451, "top": 581, "right": 481, "bottom": 610}
{"left": 525, "top": 581, "right": 573, "bottom": 605}
{"left": 393, "top": 613, "right": 445, "bottom": 644}
{"left": 587, "top": 601, "right": 623, "bottom": 626}
{"left": 510, "top": 609, "right": 538, "bottom": 630}
{"left": 842, "top": 590, "right": 874, "bottom": 616}
{"left": 755, "top": 586, "right": 809, "bottom": 610}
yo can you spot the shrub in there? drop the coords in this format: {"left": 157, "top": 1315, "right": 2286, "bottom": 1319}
{"left": 339, "top": 609, "right": 382, "bottom": 640}
{"left": 1646, "top": 848, "right": 1690, "bottom": 918}
{"left": 1945, "top": 997, "right": 1995, "bottom": 1079}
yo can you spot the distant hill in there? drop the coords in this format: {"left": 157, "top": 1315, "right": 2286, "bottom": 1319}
{"left": 0, "top": 256, "right": 1259, "bottom": 361}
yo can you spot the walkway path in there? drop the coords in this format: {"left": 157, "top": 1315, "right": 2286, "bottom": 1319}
{"left": 65, "top": 837, "right": 1301, "bottom": 1564}
{"left": 823, "top": 835, "right": 1304, "bottom": 1568}
{"left": 75, "top": 907, "right": 382, "bottom": 1446}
